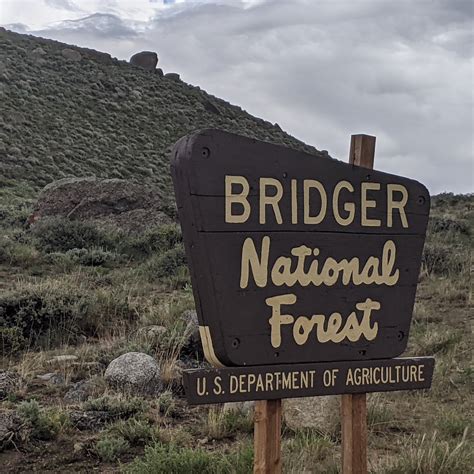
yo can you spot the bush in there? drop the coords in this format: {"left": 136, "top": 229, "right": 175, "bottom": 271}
{"left": 126, "top": 442, "right": 253, "bottom": 474}
{"left": 83, "top": 395, "right": 146, "bottom": 418}
{"left": 0, "top": 204, "right": 31, "bottom": 228}
{"left": 107, "top": 417, "right": 158, "bottom": 446}
{"left": 94, "top": 435, "right": 130, "bottom": 462}
{"left": 45, "top": 247, "right": 120, "bottom": 267}
{"left": 204, "top": 407, "right": 253, "bottom": 440}
{"left": 127, "top": 224, "right": 182, "bottom": 257}
{"left": 17, "top": 399, "right": 69, "bottom": 441}
{"left": 0, "top": 280, "right": 137, "bottom": 353}
{"left": 0, "top": 238, "right": 40, "bottom": 267}
{"left": 429, "top": 216, "right": 469, "bottom": 235}
{"left": 422, "top": 242, "right": 466, "bottom": 276}
{"left": 142, "top": 244, "right": 187, "bottom": 280}
{"left": 33, "top": 217, "right": 109, "bottom": 253}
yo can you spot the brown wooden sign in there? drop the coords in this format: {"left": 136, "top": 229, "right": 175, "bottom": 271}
{"left": 183, "top": 357, "right": 434, "bottom": 405}
{"left": 172, "top": 130, "right": 430, "bottom": 367}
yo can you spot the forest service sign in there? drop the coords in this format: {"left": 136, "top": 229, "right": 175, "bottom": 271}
{"left": 172, "top": 130, "right": 430, "bottom": 369}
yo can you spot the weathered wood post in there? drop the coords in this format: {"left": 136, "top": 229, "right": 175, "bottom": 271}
{"left": 254, "top": 399, "right": 282, "bottom": 473}
{"left": 341, "top": 134, "right": 376, "bottom": 474}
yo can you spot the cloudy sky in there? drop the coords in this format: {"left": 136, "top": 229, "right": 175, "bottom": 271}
{"left": 1, "top": 0, "right": 473, "bottom": 193}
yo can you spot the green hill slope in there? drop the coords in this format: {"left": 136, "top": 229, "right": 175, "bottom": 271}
{"left": 0, "top": 28, "right": 325, "bottom": 204}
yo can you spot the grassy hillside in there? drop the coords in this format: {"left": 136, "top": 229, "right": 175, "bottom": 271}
{"left": 0, "top": 29, "right": 472, "bottom": 473}
{"left": 0, "top": 28, "right": 323, "bottom": 204}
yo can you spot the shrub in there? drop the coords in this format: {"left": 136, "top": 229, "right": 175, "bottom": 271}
{"left": 17, "top": 399, "right": 69, "bottom": 440}
{"left": 83, "top": 395, "right": 146, "bottom": 418}
{"left": 429, "top": 216, "right": 469, "bottom": 235}
{"left": 32, "top": 217, "right": 109, "bottom": 253}
{"left": 127, "top": 224, "right": 182, "bottom": 257}
{"left": 204, "top": 407, "right": 253, "bottom": 440}
{"left": 0, "top": 279, "right": 137, "bottom": 353}
{"left": 142, "top": 244, "right": 187, "bottom": 280}
{"left": 0, "top": 239, "right": 40, "bottom": 267}
{"left": 156, "top": 390, "right": 178, "bottom": 417}
{"left": 107, "top": 417, "right": 158, "bottom": 446}
{"left": 45, "top": 247, "right": 121, "bottom": 267}
{"left": 94, "top": 435, "right": 130, "bottom": 462}
{"left": 422, "top": 242, "right": 466, "bottom": 276}
{"left": 0, "top": 204, "right": 31, "bottom": 228}
{"left": 125, "top": 442, "right": 253, "bottom": 474}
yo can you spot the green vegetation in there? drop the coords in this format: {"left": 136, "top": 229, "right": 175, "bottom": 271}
{"left": 94, "top": 435, "right": 130, "bottom": 462}
{"left": 203, "top": 406, "right": 254, "bottom": 440}
{"left": 17, "top": 399, "right": 69, "bottom": 440}
{"left": 106, "top": 417, "right": 159, "bottom": 446}
{"left": 83, "top": 394, "right": 146, "bottom": 418}
{"left": 125, "top": 442, "right": 254, "bottom": 474}
{"left": 0, "top": 29, "right": 321, "bottom": 204}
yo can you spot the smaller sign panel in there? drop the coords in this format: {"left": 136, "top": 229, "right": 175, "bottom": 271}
{"left": 183, "top": 357, "right": 434, "bottom": 405}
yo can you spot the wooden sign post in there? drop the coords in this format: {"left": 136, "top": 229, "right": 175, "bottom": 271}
{"left": 254, "top": 399, "right": 281, "bottom": 473}
{"left": 171, "top": 129, "right": 433, "bottom": 474}
{"left": 341, "top": 134, "right": 375, "bottom": 474}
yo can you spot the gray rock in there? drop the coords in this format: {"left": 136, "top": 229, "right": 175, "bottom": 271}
{"left": 36, "top": 372, "right": 64, "bottom": 385}
{"left": 130, "top": 51, "right": 158, "bottom": 71}
{"left": 0, "top": 371, "right": 24, "bottom": 400}
{"left": 31, "top": 177, "right": 172, "bottom": 234}
{"left": 283, "top": 396, "right": 340, "bottom": 435}
{"left": 47, "top": 355, "right": 78, "bottom": 364}
{"left": 155, "top": 67, "right": 164, "bottom": 77}
{"left": 70, "top": 410, "right": 114, "bottom": 430}
{"left": 29, "top": 47, "right": 47, "bottom": 64}
{"left": 105, "top": 352, "right": 162, "bottom": 395}
{"left": 137, "top": 325, "right": 167, "bottom": 339}
{"left": 165, "top": 72, "right": 180, "bottom": 81}
{"left": 64, "top": 379, "right": 101, "bottom": 404}
{"left": 61, "top": 48, "right": 82, "bottom": 62}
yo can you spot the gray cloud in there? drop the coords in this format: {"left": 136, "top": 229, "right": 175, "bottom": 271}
{"left": 37, "top": 13, "right": 138, "bottom": 39}
{"left": 19, "top": 0, "right": 474, "bottom": 192}
{"left": 44, "top": 0, "right": 82, "bottom": 11}
{"left": 2, "top": 23, "right": 30, "bottom": 33}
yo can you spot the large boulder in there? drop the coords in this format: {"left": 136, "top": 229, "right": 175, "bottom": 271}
{"left": 129, "top": 51, "right": 158, "bottom": 71}
{"left": 105, "top": 352, "right": 162, "bottom": 395}
{"left": 29, "top": 177, "right": 173, "bottom": 233}
{"left": 61, "top": 48, "right": 82, "bottom": 62}
{"left": 164, "top": 72, "right": 180, "bottom": 82}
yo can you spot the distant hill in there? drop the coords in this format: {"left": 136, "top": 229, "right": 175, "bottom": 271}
{"left": 0, "top": 28, "right": 327, "bottom": 204}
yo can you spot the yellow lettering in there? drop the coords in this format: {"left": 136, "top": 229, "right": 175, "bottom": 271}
{"left": 240, "top": 236, "right": 269, "bottom": 288}
{"left": 260, "top": 177, "right": 283, "bottom": 224}
{"left": 225, "top": 175, "right": 251, "bottom": 223}
{"left": 361, "top": 182, "right": 381, "bottom": 227}
{"left": 387, "top": 184, "right": 409, "bottom": 228}
{"left": 304, "top": 180, "right": 327, "bottom": 224}
{"left": 333, "top": 180, "right": 355, "bottom": 226}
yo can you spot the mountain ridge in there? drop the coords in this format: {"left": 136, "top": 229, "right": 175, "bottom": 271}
{"left": 0, "top": 28, "right": 327, "bottom": 205}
